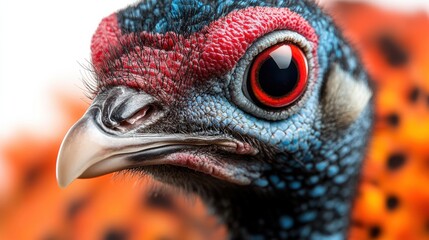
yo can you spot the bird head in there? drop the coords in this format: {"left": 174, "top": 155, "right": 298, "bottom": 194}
{"left": 57, "top": 0, "right": 372, "bottom": 238}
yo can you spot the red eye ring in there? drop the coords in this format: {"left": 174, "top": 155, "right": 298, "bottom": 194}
{"left": 248, "top": 43, "right": 308, "bottom": 108}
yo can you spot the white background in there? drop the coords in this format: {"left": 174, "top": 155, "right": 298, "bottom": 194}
{"left": 0, "top": 0, "right": 428, "bottom": 138}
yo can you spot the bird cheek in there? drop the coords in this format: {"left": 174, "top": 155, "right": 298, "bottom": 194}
{"left": 321, "top": 64, "right": 372, "bottom": 128}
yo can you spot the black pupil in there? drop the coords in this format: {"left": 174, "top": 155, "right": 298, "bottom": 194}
{"left": 256, "top": 46, "right": 299, "bottom": 97}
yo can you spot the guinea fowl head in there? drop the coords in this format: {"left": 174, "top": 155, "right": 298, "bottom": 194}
{"left": 56, "top": 0, "right": 373, "bottom": 239}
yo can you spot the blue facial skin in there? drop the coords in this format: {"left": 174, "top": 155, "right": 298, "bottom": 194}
{"left": 112, "top": 0, "right": 373, "bottom": 239}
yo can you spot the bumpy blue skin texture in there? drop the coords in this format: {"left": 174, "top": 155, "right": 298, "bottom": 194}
{"left": 109, "top": 0, "right": 373, "bottom": 239}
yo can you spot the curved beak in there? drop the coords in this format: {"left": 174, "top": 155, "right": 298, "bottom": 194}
{"left": 56, "top": 114, "right": 247, "bottom": 188}
{"left": 58, "top": 102, "right": 258, "bottom": 188}
{"left": 56, "top": 111, "right": 139, "bottom": 188}
{"left": 56, "top": 87, "right": 258, "bottom": 188}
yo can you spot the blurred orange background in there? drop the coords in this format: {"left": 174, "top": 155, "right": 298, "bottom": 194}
{"left": 1, "top": 1, "right": 429, "bottom": 239}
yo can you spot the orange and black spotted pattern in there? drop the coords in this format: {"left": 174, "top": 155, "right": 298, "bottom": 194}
{"left": 330, "top": 2, "right": 429, "bottom": 240}
{"left": 1, "top": 2, "right": 429, "bottom": 240}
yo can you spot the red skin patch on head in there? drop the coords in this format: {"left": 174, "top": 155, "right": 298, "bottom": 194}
{"left": 90, "top": 7, "right": 318, "bottom": 102}
{"left": 91, "top": 14, "right": 121, "bottom": 68}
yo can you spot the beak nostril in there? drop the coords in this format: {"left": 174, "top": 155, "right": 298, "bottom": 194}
{"left": 116, "top": 104, "right": 155, "bottom": 131}
{"left": 98, "top": 87, "right": 162, "bottom": 132}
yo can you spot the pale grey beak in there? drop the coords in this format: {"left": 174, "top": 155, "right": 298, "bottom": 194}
{"left": 56, "top": 111, "right": 148, "bottom": 188}
{"left": 56, "top": 86, "right": 258, "bottom": 188}
{"left": 56, "top": 112, "right": 247, "bottom": 187}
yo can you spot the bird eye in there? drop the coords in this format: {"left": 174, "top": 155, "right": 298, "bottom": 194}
{"left": 245, "top": 43, "right": 308, "bottom": 108}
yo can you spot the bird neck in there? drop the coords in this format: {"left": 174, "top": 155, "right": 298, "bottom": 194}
{"left": 210, "top": 175, "right": 358, "bottom": 239}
